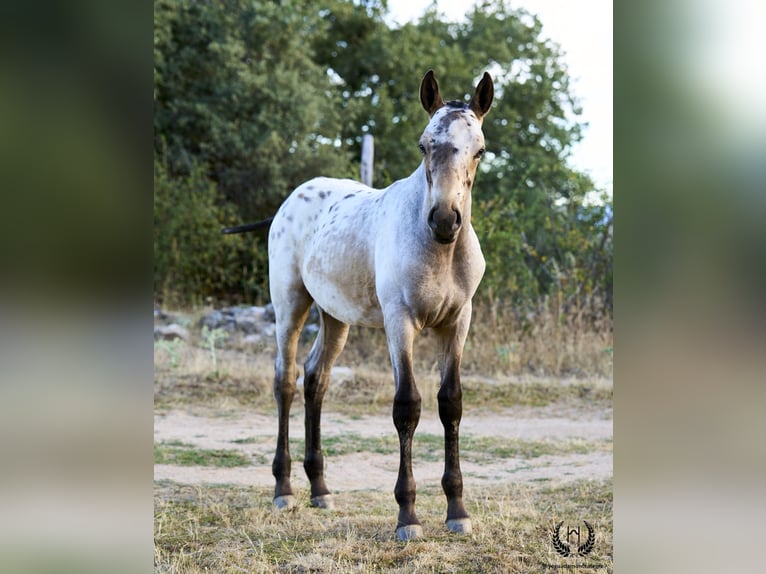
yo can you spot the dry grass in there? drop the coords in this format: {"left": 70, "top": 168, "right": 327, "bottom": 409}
{"left": 154, "top": 341, "right": 611, "bottom": 416}
{"left": 154, "top": 301, "right": 612, "bottom": 572}
{"left": 154, "top": 304, "right": 612, "bottom": 415}
{"left": 157, "top": 296, "right": 612, "bottom": 383}
{"left": 465, "top": 298, "right": 613, "bottom": 378}
{"left": 154, "top": 480, "right": 612, "bottom": 573}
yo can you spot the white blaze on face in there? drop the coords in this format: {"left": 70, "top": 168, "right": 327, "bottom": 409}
{"left": 419, "top": 103, "right": 486, "bottom": 242}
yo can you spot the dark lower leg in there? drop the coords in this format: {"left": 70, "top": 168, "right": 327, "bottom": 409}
{"left": 302, "top": 313, "right": 347, "bottom": 506}
{"left": 272, "top": 372, "right": 295, "bottom": 500}
{"left": 438, "top": 370, "right": 469, "bottom": 523}
{"left": 303, "top": 370, "right": 330, "bottom": 500}
{"left": 393, "top": 373, "right": 422, "bottom": 530}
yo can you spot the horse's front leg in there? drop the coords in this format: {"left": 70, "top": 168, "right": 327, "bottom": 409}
{"left": 385, "top": 314, "right": 423, "bottom": 541}
{"left": 435, "top": 303, "right": 473, "bottom": 534}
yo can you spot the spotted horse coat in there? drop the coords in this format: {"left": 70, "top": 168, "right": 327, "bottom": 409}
{"left": 224, "top": 70, "right": 494, "bottom": 541}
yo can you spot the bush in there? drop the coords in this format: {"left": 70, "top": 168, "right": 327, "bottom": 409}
{"left": 154, "top": 158, "right": 268, "bottom": 307}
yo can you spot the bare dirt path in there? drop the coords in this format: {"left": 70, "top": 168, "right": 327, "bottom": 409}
{"left": 154, "top": 405, "right": 612, "bottom": 489}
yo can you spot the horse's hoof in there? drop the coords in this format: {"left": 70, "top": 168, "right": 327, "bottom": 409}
{"left": 396, "top": 524, "right": 424, "bottom": 541}
{"left": 446, "top": 518, "right": 473, "bottom": 534}
{"left": 273, "top": 495, "right": 296, "bottom": 510}
{"left": 310, "top": 494, "right": 335, "bottom": 510}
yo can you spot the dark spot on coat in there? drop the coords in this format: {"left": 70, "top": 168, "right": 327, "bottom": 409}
{"left": 344, "top": 193, "right": 354, "bottom": 199}
{"left": 318, "top": 190, "right": 327, "bottom": 199}
{"left": 431, "top": 142, "right": 455, "bottom": 167}
{"left": 307, "top": 185, "right": 315, "bottom": 190}
{"left": 437, "top": 108, "right": 468, "bottom": 131}
{"left": 329, "top": 202, "right": 338, "bottom": 212}
{"left": 302, "top": 195, "right": 312, "bottom": 202}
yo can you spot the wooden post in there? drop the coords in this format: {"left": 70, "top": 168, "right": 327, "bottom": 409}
{"left": 360, "top": 134, "right": 374, "bottom": 187}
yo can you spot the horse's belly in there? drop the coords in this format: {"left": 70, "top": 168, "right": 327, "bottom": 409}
{"left": 302, "top": 243, "right": 384, "bottom": 328}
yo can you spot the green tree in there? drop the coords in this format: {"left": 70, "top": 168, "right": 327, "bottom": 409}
{"left": 154, "top": 156, "right": 268, "bottom": 306}
{"left": 153, "top": 0, "right": 612, "bottom": 313}
{"left": 311, "top": 1, "right": 610, "bottom": 308}
{"left": 154, "top": 0, "right": 356, "bottom": 220}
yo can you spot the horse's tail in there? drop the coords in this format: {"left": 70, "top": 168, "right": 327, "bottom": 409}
{"left": 221, "top": 217, "right": 274, "bottom": 234}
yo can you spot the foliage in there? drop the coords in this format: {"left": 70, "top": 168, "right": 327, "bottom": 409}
{"left": 154, "top": 0, "right": 612, "bottom": 315}
{"left": 153, "top": 157, "right": 269, "bottom": 306}
{"left": 154, "top": 0, "right": 356, "bottom": 220}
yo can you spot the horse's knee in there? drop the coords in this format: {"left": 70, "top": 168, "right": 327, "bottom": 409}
{"left": 393, "top": 391, "right": 422, "bottom": 435}
{"left": 437, "top": 392, "right": 462, "bottom": 428}
{"left": 273, "top": 363, "right": 297, "bottom": 399}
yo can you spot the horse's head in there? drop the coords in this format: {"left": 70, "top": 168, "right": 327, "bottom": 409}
{"left": 418, "top": 70, "right": 494, "bottom": 244}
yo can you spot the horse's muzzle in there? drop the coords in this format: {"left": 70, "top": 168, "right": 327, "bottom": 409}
{"left": 428, "top": 206, "right": 462, "bottom": 244}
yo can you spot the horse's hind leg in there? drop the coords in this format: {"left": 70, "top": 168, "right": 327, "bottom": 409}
{"left": 434, "top": 303, "right": 473, "bottom": 534}
{"left": 271, "top": 285, "right": 312, "bottom": 510}
{"left": 303, "top": 310, "right": 349, "bottom": 509}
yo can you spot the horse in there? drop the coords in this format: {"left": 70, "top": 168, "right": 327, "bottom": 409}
{"left": 224, "top": 70, "right": 493, "bottom": 541}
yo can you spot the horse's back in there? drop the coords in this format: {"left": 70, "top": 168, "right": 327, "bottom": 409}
{"left": 268, "top": 177, "right": 385, "bottom": 327}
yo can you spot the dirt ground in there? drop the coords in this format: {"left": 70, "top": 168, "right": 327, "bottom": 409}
{"left": 154, "top": 400, "right": 612, "bottom": 492}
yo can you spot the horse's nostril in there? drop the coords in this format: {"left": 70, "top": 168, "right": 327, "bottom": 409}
{"left": 428, "top": 207, "right": 438, "bottom": 230}
{"left": 453, "top": 209, "right": 462, "bottom": 230}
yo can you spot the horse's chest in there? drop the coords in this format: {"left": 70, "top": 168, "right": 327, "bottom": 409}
{"left": 406, "top": 270, "right": 476, "bottom": 328}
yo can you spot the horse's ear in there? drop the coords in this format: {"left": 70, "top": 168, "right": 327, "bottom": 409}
{"left": 420, "top": 70, "right": 444, "bottom": 117}
{"left": 470, "top": 72, "right": 494, "bottom": 119}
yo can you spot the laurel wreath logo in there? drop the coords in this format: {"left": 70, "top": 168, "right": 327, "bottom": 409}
{"left": 551, "top": 520, "right": 595, "bottom": 557}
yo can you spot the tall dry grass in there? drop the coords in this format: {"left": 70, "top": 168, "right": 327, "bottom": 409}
{"left": 464, "top": 296, "right": 613, "bottom": 378}
{"left": 339, "top": 296, "right": 613, "bottom": 379}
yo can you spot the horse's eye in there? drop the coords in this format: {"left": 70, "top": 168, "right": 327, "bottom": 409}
{"left": 475, "top": 147, "right": 486, "bottom": 160}
{"left": 418, "top": 143, "right": 426, "bottom": 155}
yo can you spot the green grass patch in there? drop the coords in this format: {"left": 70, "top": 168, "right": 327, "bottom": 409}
{"left": 230, "top": 436, "right": 258, "bottom": 444}
{"left": 154, "top": 442, "right": 251, "bottom": 468}
{"left": 282, "top": 432, "right": 610, "bottom": 464}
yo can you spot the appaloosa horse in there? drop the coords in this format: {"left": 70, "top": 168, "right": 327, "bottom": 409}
{"left": 225, "top": 70, "right": 493, "bottom": 540}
